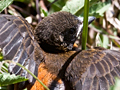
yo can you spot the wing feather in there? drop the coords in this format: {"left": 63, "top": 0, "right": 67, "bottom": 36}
{"left": 0, "top": 14, "right": 43, "bottom": 89}
{"left": 66, "top": 49, "right": 120, "bottom": 90}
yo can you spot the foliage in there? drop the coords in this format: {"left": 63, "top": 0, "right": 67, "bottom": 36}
{"left": 89, "top": 1, "right": 111, "bottom": 18}
{"left": 0, "top": 0, "right": 120, "bottom": 89}
{"left": 47, "top": 0, "right": 67, "bottom": 14}
{"left": 0, "top": 51, "right": 49, "bottom": 90}
{"left": 14, "top": 0, "right": 31, "bottom": 3}
{"left": 0, "top": 0, "right": 111, "bottom": 18}
{"left": 110, "top": 78, "right": 120, "bottom": 90}
{"left": 0, "top": 73, "right": 28, "bottom": 86}
{"left": 0, "top": 0, "right": 13, "bottom": 13}
{"left": 0, "top": 52, "right": 28, "bottom": 89}
{"left": 0, "top": 51, "right": 3, "bottom": 61}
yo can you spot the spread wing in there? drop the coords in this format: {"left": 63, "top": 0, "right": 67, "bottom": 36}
{"left": 0, "top": 14, "right": 43, "bottom": 88}
{"left": 65, "top": 49, "right": 120, "bottom": 90}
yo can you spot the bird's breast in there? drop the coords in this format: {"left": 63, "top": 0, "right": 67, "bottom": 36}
{"left": 44, "top": 51, "right": 77, "bottom": 75}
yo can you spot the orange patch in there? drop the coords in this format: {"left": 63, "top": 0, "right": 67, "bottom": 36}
{"left": 73, "top": 43, "right": 78, "bottom": 48}
{"left": 30, "top": 63, "right": 63, "bottom": 90}
{"left": 57, "top": 79, "right": 63, "bottom": 84}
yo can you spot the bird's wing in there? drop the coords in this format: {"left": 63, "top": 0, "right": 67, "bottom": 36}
{"left": 0, "top": 14, "right": 43, "bottom": 88}
{"left": 65, "top": 49, "right": 120, "bottom": 90}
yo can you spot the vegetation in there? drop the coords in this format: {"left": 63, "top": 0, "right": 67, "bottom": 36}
{"left": 0, "top": 0, "right": 120, "bottom": 90}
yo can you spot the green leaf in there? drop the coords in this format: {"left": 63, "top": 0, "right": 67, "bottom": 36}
{"left": 110, "top": 77, "right": 120, "bottom": 90}
{"left": 14, "top": 0, "right": 31, "bottom": 3}
{"left": 101, "top": 35, "right": 109, "bottom": 48}
{"left": 95, "top": 34, "right": 109, "bottom": 48}
{"left": 0, "top": 73, "right": 28, "bottom": 86}
{"left": 48, "top": 5, "right": 61, "bottom": 14}
{"left": 1, "top": 63, "right": 9, "bottom": 73}
{"left": 41, "top": 9, "right": 48, "bottom": 17}
{"left": 61, "top": 0, "right": 99, "bottom": 16}
{"left": 0, "top": 0, "right": 13, "bottom": 13}
{"left": 47, "top": 0, "right": 67, "bottom": 14}
{"left": 61, "top": 0, "right": 110, "bottom": 17}
{"left": 47, "top": 0, "right": 67, "bottom": 9}
{"left": 61, "top": 0, "right": 84, "bottom": 15}
{"left": 89, "top": 1, "right": 111, "bottom": 17}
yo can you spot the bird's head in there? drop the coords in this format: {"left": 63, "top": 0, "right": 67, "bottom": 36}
{"left": 34, "top": 11, "right": 95, "bottom": 53}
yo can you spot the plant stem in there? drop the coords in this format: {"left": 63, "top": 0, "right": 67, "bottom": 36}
{"left": 4, "top": 60, "right": 50, "bottom": 90}
{"left": 82, "top": 0, "right": 89, "bottom": 50}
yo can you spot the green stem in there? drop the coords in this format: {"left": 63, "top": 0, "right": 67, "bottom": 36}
{"left": 1, "top": 65, "right": 8, "bottom": 72}
{"left": 82, "top": 0, "right": 89, "bottom": 50}
{"left": 4, "top": 60, "right": 50, "bottom": 90}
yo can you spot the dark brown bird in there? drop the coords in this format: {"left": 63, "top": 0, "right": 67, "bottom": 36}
{"left": 0, "top": 11, "right": 120, "bottom": 90}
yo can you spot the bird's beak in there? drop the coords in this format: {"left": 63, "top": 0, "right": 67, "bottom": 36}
{"left": 76, "top": 16, "right": 96, "bottom": 37}
{"left": 88, "top": 16, "right": 96, "bottom": 24}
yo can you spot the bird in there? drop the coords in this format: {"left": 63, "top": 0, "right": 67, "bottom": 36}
{"left": 0, "top": 11, "right": 120, "bottom": 90}
{"left": 0, "top": 14, "right": 43, "bottom": 89}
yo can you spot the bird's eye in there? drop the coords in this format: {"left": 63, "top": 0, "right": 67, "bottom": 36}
{"left": 69, "top": 28, "right": 76, "bottom": 34}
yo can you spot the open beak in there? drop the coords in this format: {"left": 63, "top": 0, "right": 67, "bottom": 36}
{"left": 76, "top": 16, "right": 96, "bottom": 37}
